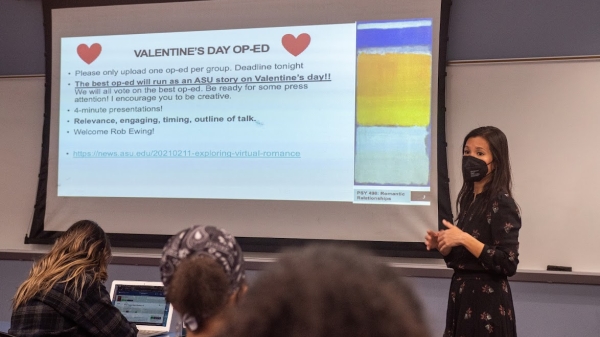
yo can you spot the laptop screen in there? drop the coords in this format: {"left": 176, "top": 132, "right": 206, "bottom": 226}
{"left": 111, "top": 284, "right": 170, "bottom": 327}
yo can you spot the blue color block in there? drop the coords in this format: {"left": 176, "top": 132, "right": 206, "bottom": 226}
{"left": 357, "top": 26, "right": 432, "bottom": 49}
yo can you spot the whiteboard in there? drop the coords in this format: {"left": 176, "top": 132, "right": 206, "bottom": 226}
{"left": 2, "top": 59, "right": 600, "bottom": 272}
{"left": 446, "top": 59, "right": 600, "bottom": 273}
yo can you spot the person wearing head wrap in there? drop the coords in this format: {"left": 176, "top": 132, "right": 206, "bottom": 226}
{"left": 160, "top": 226, "right": 247, "bottom": 337}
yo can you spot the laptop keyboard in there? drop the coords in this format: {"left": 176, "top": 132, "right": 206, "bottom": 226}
{"left": 137, "top": 330, "right": 164, "bottom": 337}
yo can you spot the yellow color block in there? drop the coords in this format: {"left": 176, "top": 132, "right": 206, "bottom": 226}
{"left": 357, "top": 53, "right": 432, "bottom": 126}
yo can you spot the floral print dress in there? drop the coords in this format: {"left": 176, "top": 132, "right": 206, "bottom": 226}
{"left": 443, "top": 193, "right": 521, "bottom": 337}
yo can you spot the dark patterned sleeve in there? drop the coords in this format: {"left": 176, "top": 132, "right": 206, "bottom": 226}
{"left": 477, "top": 194, "right": 521, "bottom": 276}
{"left": 79, "top": 282, "right": 138, "bottom": 337}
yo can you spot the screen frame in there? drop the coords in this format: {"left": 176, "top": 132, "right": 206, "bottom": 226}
{"left": 28, "top": 0, "right": 452, "bottom": 258}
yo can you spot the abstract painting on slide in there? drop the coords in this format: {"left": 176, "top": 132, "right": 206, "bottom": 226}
{"left": 355, "top": 19, "right": 433, "bottom": 186}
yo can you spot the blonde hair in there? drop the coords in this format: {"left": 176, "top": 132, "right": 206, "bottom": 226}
{"left": 13, "top": 220, "right": 111, "bottom": 309}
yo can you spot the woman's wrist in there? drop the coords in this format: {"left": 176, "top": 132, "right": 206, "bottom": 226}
{"left": 459, "top": 232, "right": 469, "bottom": 246}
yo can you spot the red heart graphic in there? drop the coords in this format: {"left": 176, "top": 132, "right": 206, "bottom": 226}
{"left": 281, "top": 33, "right": 311, "bottom": 56}
{"left": 77, "top": 43, "right": 102, "bottom": 64}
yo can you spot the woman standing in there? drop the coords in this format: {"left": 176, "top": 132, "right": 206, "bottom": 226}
{"left": 425, "top": 126, "right": 521, "bottom": 337}
{"left": 10, "top": 220, "right": 136, "bottom": 337}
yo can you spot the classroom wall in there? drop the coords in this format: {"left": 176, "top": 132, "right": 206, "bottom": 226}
{"left": 1, "top": 1, "right": 600, "bottom": 336}
{"left": 2, "top": 0, "right": 600, "bottom": 76}
{"left": 447, "top": 0, "right": 600, "bottom": 59}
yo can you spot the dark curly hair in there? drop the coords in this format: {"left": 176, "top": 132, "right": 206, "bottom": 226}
{"left": 166, "top": 256, "right": 230, "bottom": 332}
{"left": 221, "top": 245, "right": 430, "bottom": 337}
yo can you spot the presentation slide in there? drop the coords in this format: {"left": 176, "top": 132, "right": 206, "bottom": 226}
{"left": 58, "top": 20, "right": 432, "bottom": 205}
{"left": 34, "top": 0, "right": 449, "bottom": 245}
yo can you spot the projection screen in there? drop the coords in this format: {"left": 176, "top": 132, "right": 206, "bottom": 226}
{"left": 29, "top": 0, "right": 452, "bottom": 255}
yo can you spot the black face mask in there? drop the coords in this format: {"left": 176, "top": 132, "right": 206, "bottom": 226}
{"left": 462, "top": 156, "right": 491, "bottom": 182}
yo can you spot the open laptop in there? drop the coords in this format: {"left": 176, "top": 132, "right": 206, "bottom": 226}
{"left": 110, "top": 280, "right": 174, "bottom": 337}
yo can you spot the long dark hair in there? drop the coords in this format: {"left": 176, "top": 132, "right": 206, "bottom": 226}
{"left": 456, "top": 126, "right": 512, "bottom": 222}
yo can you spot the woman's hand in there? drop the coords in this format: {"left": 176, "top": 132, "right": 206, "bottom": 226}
{"left": 437, "top": 220, "right": 466, "bottom": 252}
{"left": 425, "top": 228, "right": 452, "bottom": 256}
{"left": 425, "top": 230, "right": 440, "bottom": 251}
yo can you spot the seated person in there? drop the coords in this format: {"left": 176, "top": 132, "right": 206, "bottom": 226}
{"left": 160, "top": 225, "right": 247, "bottom": 337}
{"left": 222, "top": 244, "right": 430, "bottom": 337}
{"left": 10, "top": 220, "right": 137, "bottom": 337}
